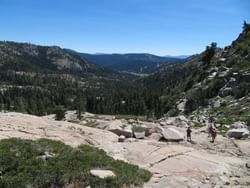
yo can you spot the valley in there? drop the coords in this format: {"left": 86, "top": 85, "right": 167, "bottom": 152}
{"left": 67, "top": 50, "right": 186, "bottom": 74}
{"left": 0, "top": 11, "right": 250, "bottom": 188}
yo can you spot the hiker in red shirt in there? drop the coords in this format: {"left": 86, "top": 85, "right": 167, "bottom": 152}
{"left": 210, "top": 127, "right": 217, "bottom": 143}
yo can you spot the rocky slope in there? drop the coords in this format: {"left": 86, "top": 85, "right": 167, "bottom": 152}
{"left": 0, "top": 42, "right": 86, "bottom": 73}
{"left": 0, "top": 41, "right": 129, "bottom": 84}
{"left": 0, "top": 42, "right": 102, "bottom": 74}
{"left": 0, "top": 111, "right": 249, "bottom": 187}
{"left": 141, "top": 22, "right": 250, "bottom": 127}
{"left": 0, "top": 112, "right": 118, "bottom": 147}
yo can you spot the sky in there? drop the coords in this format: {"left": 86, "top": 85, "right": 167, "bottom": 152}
{"left": 0, "top": 0, "right": 249, "bottom": 56}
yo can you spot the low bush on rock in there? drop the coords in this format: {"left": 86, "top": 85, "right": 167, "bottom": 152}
{"left": 0, "top": 138, "right": 152, "bottom": 188}
{"left": 132, "top": 126, "right": 149, "bottom": 133}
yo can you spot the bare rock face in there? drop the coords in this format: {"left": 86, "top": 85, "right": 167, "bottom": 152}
{"left": 0, "top": 112, "right": 118, "bottom": 147}
{"left": 46, "top": 46, "right": 85, "bottom": 71}
{"left": 1, "top": 112, "right": 250, "bottom": 188}
{"left": 53, "top": 58, "right": 83, "bottom": 70}
{"left": 90, "top": 169, "right": 115, "bottom": 179}
{"left": 154, "top": 126, "right": 184, "bottom": 142}
{"left": 99, "top": 138, "right": 249, "bottom": 188}
{"left": 105, "top": 120, "right": 133, "bottom": 138}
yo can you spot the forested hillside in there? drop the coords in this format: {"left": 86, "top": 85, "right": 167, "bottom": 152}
{"left": 0, "top": 41, "right": 163, "bottom": 117}
{"left": 0, "top": 22, "right": 250, "bottom": 123}
{"left": 0, "top": 42, "right": 132, "bottom": 115}
{"left": 140, "top": 22, "right": 250, "bottom": 124}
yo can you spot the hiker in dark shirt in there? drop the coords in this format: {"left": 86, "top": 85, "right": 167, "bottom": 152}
{"left": 186, "top": 126, "right": 192, "bottom": 142}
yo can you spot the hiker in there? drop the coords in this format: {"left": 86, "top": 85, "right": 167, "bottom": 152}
{"left": 207, "top": 117, "right": 214, "bottom": 138}
{"left": 210, "top": 127, "right": 217, "bottom": 143}
{"left": 186, "top": 126, "right": 192, "bottom": 142}
{"left": 207, "top": 124, "right": 212, "bottom": 137}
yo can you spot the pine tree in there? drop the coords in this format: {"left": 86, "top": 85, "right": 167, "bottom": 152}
{"left": 77, "top": 95, "right": 86, "bottom": 119}
{"left": 55, "top": 106, "right": 65, "bottom": 120}
{"left": 202, "top": 42, "right": 217, "bottom": 63}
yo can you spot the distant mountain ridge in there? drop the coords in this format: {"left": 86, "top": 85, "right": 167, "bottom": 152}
{"left": 0, "top": 41, "right": 125, "bottom": 79}
{"left": 164, "top": 55, "right": 190, "bottom": 59}
{"left": 0, "top": 41, "right": 133, "bottom": 116}
{"left": 66, "top": 49, "right": 187, "bottom": 74}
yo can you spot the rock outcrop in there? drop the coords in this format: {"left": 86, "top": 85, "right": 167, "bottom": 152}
{"left": 154, "top": 126, "right": 184, "bottom": 141}
{"left": 105, "top": 120, "right": 133, "bottom": 137}
{"left": 1, "top": 112, "right": 250, "bottom": 188}
{"left": 0, "top": 112, "right": 118, "bottom": 147}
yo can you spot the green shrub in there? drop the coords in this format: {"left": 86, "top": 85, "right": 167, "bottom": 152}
{"left": 168, "top": 107, "right": 179, "bottom": 117}
{"left": 0, "top": 138, "right": 152, "bottom": 188}
{"left": 132, "top": 126, "right": 149, "bottom": 133}
{"left": 247, "top": 117, "right": 250, "bottom": 127}
{"left": 54, "top": 106, "right": 65, "bottom": 120}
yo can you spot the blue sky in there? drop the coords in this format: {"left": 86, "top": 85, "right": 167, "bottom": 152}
{"left": 0, "top": 0, "right": 249, "bottom": 55}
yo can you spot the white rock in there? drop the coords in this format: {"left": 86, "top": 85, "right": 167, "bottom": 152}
{"left": 147, "top": 133, "right": 162, "bottom": 141}
{"left": 90, "top": 169, "right": 115, "bottom": 179}
{"left": 118, "top": 135, "right": 126, "bottom": 142}
{"left": 154, "top": 126, "right": 184, "bottom": 141}
{"left": 163, "top": 116, "right": 188, "bottom": 127}
{"left": 219, "top": 58, "right": 226, "bottom": 62}
{"left": 106, "top": 120, "right": 133, "bottom": 137}
{"left": 134, "top": 131, "right": 145, "bottom": 139}
{"left": 177, "top": 99, "right": 187, "bottom": 112}
{"left": 0, "top": 112, "right": 118, "bottom": 147}
{"left": 128, "top": 119, "right": 136, "bottom": 124}
{"left": 226, "top": 128, "right": 249, "bottom": 139}
{"left": 232, "top": 121, "right": 247, "bottom": 129}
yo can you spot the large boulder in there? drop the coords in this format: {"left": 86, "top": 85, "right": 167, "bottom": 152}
{"left": 134, "top": 131, "right": 145, "bottom": 139}
{"left": 210, "top": 96, "right": 225, "bottom": 108}
{"left": 155, "top": 126, "right": 184, "bottom": 141}
{"left": 128, "top": 119, "right": 136, "bottom": 124}
{"left": 226, "top": 128, "right": 249, "bottom": 139}
{"left": 177, "top": 99, "right": 187, "bottom": 112}
{"left": 162, "top": 116, "right": 189, "bottom": 128}
{"left": 106, "top": 120, "right": 133, "bottom": 138}
{"left": 232, "top": 121, "right": 247, "bottom": 129}
{"left": 147, "top": 133, "right": 162, "bottom": 141}
{"left": 118, "top": 135, "right": 126, "bottom": 142}
{"left": 219, "top": 87, "right": 233, "bottom": 97}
